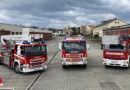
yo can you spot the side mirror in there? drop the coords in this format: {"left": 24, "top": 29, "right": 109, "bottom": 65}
{"left": 86, "top": 44, "right": 89, "bottom": 50}
{"left": 59, "top": 43, "right": 62, "bottom": 50}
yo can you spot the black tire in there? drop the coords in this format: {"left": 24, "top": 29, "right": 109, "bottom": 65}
{"left": 0, "top": 57, "right": 2, "bottom": 65}
{"left": 104, "top": 65, "right": 109, "bottom": 68}
{"left": 83, "top": 64, "right": 87, "bottom": 68}
{"left": 125, "top": 66, "right": 129, "bottom": 69}
{"left": 14, "top": 63, "right": 20, "bottom": 73}
{"left": 62, "top": 65, "right": 66, "bottom": 69}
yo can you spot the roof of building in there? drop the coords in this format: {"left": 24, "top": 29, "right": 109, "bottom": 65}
{"left": 87, "top": 25, "right": 96, "bottom": 28}
{"left": 0, "top": 23, "right": 51, "bottom": 33}
{"left": 80, "top": 25, "right": 96, "bottom": 28}
{"left": 96, "top": 18, "right": 127, "bottom": 28}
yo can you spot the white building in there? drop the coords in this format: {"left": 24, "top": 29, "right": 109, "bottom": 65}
{"left": 0, "top": 23, "right": 52, "bottom": 40}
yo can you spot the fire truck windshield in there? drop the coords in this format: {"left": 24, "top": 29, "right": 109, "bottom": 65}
{"left": 24, "top": 46, "right": 46, "bottom": 57}
{"left": 104, "top": 44, "right": 126, "bottom": 51}
{"left": 63, "top": 41, "right": 86, "bottom": 52}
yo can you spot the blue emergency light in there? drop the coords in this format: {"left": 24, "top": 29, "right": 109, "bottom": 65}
{"left": 23, "top": 41, "right": 30, "bottom": 44}
{"left": 41, "top": 41, "right": 46, "bottom": 44}
{"left": 122, "top": 36, "right": 126, "bottom": 40}
{"left": 63, "top": 37, "right": 66, "bottom": 40}
{"left": 81, "top": 37, "right": 85, "bottom": 40}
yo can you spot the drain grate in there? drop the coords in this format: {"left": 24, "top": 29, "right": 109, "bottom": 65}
{"left": 99, "top": 82, "right": 121, "bottom": 90}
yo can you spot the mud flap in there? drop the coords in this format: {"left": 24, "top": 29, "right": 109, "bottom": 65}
{"left": 0, "top": 57, "right": 2, "bottom": 65}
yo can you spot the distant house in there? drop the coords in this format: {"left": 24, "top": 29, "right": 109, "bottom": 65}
{"left": 58, "top": 30, "right": 63, "bottom": 35}
{"left": 93, "top": 18, "right": 127, "bottom": 38}
{"left": 63, "top": 26, "right": 80, "bottom": 35}
{"left": 80, "top": 25, "right": 96, "bottom": 35}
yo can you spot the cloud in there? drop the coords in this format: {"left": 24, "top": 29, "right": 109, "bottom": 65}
{"left": 75, "top": 13, "right": 116, "bottom": 25}
{"left": 76, "top": 16, "right": 95, "bottom": 24}
{"left": 0, "top": 0, "right": 129, "bottom": 28}
{"left": 101, "top": 0, "right": 130, "bottom": 12}
{"left": 0, "top": 13, "right": 11, "bottom": 20}
{"left": 64, "top": 10, "right": 85, "bottom": 16}
{"left": 25, "top": 23, "right": 32, "bottom": 27}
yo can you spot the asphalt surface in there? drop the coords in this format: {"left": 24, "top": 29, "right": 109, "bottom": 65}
{"left": 1, "top": 36, "right": 130, "bottom": 90}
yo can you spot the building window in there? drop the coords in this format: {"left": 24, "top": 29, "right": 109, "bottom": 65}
{"left": 11, "top": 32, "right": 15, "bottom": 35}
{"left": 16, "top": 32, "right": 18, "bottom": 35}
{"left": 115, "top": 22, "right": 119, "bottom": 24}
{"left": 19, "top": 32, "right": 22, "bottom": 35}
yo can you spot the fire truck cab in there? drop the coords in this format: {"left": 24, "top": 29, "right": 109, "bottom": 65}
{"left": 102, "top": 35, "right": 130, "bottom": 67}
{"left": 0, "top": 35, "right": 48, "bottom": 73}
{"left": 59, "top": 35, "right": 87, "bottom": 68}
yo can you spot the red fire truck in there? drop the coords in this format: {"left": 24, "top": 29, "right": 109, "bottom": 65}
{"left": 59, "top": 35, "right": 87, "bottom": 68}
{"left": 102, "top": 35, "right": 130, "bottom": 67}
{"left": 0, "top": 35, "right": 48, "bottom": 73}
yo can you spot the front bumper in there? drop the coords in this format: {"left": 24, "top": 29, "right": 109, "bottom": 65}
{"left": 22, "top": 64, "right": 47, "bottom": 73}
{"left": 62, "top": 58, "right": 87, "bottom": 65}
{"left": 103, "top": 58, "right": 129, "bottom": 67}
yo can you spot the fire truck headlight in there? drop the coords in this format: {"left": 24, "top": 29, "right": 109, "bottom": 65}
{"left": 123, "top": 61, "right": 129, "bottom": 65}
{"left": 103, "top": 59, "right": 107, "bottom": 62}
{"left": 62, "top": 58, "right": 66, "bottom": 62}
{"left": 126, "top": 61, "right": 129, "bottom": 64}
{"left": 22, "top": 64, "right": 29, "bottom": 68}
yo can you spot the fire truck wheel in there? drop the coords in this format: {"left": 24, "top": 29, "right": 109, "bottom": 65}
{"left": 83, "top": 65, "right": 87, "bottom": 68}
{"left": 14, "top": 63, "right": 20, "bottom": 73}
{"left": 104, "top": 65, "right": 109, "bottom": 68}
{"left": 125, "top": 66, "right": 129, "bottom": 69}
{"left": 0, "top": 58, "right": 2, "bottom": 65}
{"left": 62, "top": 65, "right": 66, "bottom": 69}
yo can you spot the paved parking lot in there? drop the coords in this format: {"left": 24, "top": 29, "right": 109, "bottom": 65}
{"left": 1, "top": 37, "right": 130, "bottom": 90}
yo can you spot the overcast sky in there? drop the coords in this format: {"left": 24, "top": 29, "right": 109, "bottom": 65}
{"left": 0, "top": 0, "right": 130, "bottom": 28}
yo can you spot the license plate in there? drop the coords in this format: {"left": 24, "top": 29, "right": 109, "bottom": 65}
{"left": 111, "top": 61, "right": 118, "bottom": 64}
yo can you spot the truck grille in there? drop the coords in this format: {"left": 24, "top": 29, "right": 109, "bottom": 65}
{"left": 30, "top": 58, "right": 44, "bottom": 68}
{"left": 67, "top": 54, "right": 83, "bottom": 58}
{"left": 31, "top": 64, "right": 43, "bottom": 68}
{"left": 30, "top": 60, "right": 44, "bottom": 64}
